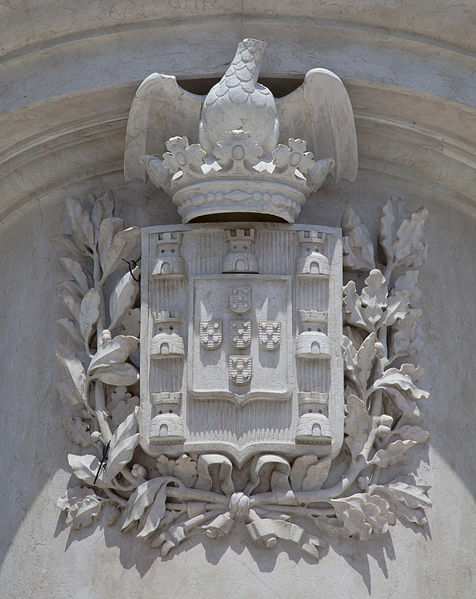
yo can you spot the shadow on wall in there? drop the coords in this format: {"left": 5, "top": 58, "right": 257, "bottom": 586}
{"left": 53, "top": 449, "right": 431, "bottom": 594}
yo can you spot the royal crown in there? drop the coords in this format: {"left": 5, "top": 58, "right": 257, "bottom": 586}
{"left": 141, "top": 133, "right": 334, "bottom": 223}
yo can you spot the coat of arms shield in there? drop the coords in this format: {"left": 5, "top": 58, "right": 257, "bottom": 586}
{"left": 140, "top": 223, "right": 343, "bottom": 464}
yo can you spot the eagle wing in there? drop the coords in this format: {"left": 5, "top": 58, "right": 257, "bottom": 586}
{"left": 276, "top": 68, "right": 358, "bottom": 182}
{"left": 124, "top": 73, "right": 204, "bottom": 182}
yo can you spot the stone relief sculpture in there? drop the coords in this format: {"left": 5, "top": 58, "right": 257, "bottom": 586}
{"left": 56, "top": 39, "right": 430, "bottom": 561}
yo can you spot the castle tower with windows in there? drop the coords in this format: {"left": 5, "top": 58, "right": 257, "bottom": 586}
{"left": 152, "top": 231, "right": 185, "bottom": 278}
{"left": 295, "top": 230, "right": 329, "bottom": 276}
{"left": 222, "top": 228, "right": 259, "bottom": 273}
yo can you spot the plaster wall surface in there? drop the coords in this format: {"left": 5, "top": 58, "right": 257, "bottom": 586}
{"left": 0, "top": 2, "right": 475, "bottom": 598}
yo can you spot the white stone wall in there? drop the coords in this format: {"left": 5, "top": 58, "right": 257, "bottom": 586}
{"left": 0, "top": 2, "right": 475, "bottom": 597}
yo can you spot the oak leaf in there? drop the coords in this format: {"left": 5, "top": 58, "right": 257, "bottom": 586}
{"left": 56, "top": 486, "right": 102, "bottom": 529}
{"left": 342, "top": 207, "right": 375, "bottom": 271}
{"left": 330, "top": 493, "right": 395, "bottom": 540}
{"left": 372, "top": 440, "right": 419, "bottom": 468}
{"left": 378, "top": 199, "right": 395, "bottom": 262}
{"left": 393, "top": 207, "right": 429, "bottom": 267}
{"left": 372, "top": 481, "right": 430, "bottom": 525}
{"left": 372, "top": 363, "right": 429, "bottom": 401}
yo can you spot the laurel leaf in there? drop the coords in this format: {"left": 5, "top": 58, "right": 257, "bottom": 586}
{"left": 68, "top": 453, "right": 108, "bottom": 488}
{"left": 59, "top": 257, "right": 90, "bottom": 295}
{"left": 63, "top": 417, "right": 92, "bottom": 447}
{"left": 66, "top": 198, "right": 95, "bottom": 251}
{"left": 97, "top": 218, "right": 123, "bottom": 272}
{"left": 91, "top": 362, "right": 139, "bottom": 386}
{"left": 57, "top": 318, "right": 83, "bottom": 347}
{"left": 91, "top": 190, "right": 114, "bottom": 230}
{"left": 56, "top": 345, "right": 87, "bottom": 408}
{"left": 122, "top": 477, "right": 176, "bottom": 536}
{"left": 109, "top": 270, "right": 139, "bottom": 331}
{"left": 51, "top": 234, "right": 87, "bottom": 258}
{"left": 101, "top": 226, "right": 141, "bottom": 282}
{"left": 57, "top": 280, "right": 83, "bottom": 299}
{"left": 344, "top": 395, "right": 370, "bottom": 458}
{"left": 137, "top": 483, "right": 170, "bottom": 539}
{"left": 79, "top": 288, "right": 101, "bottom": 344}
{"left": 119, "top": 307, "right": 141, "bottom": 337}
{"left": 58, "top": 293, "right": 81, "bottom": 323}
{"left": 105, "top": 408, "right": 139, "bottom": 482}
{"left": 89, "top": 335, "right": 139, "bottom": 372}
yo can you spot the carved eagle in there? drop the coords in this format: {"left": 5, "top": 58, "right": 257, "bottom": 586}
{"left": 124, "top": 38, "right": 358, "bottom": 184}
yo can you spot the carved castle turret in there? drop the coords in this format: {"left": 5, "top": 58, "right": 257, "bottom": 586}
{"left": 296, "top": 310, "right": 331, "bottom": 359}
{"left": 150, "top": 311, "right": 185, "bottom": 358}
{"left": 149, "top": 311, "right": 186, "bottom": 443}
{"left": 295, "top": 391, "right": 331, "bottom": 443}
{"left": 295, "top": 230, "right": 329, "bottom": 276}
{"left": 222, "top": 228, "right": 259, "bottom": 273}
{"left": 152, "top": 231, "right": 185, "bottom": 278}
{"left": 149, "top": 392, "right": 185, "bottom": 445}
